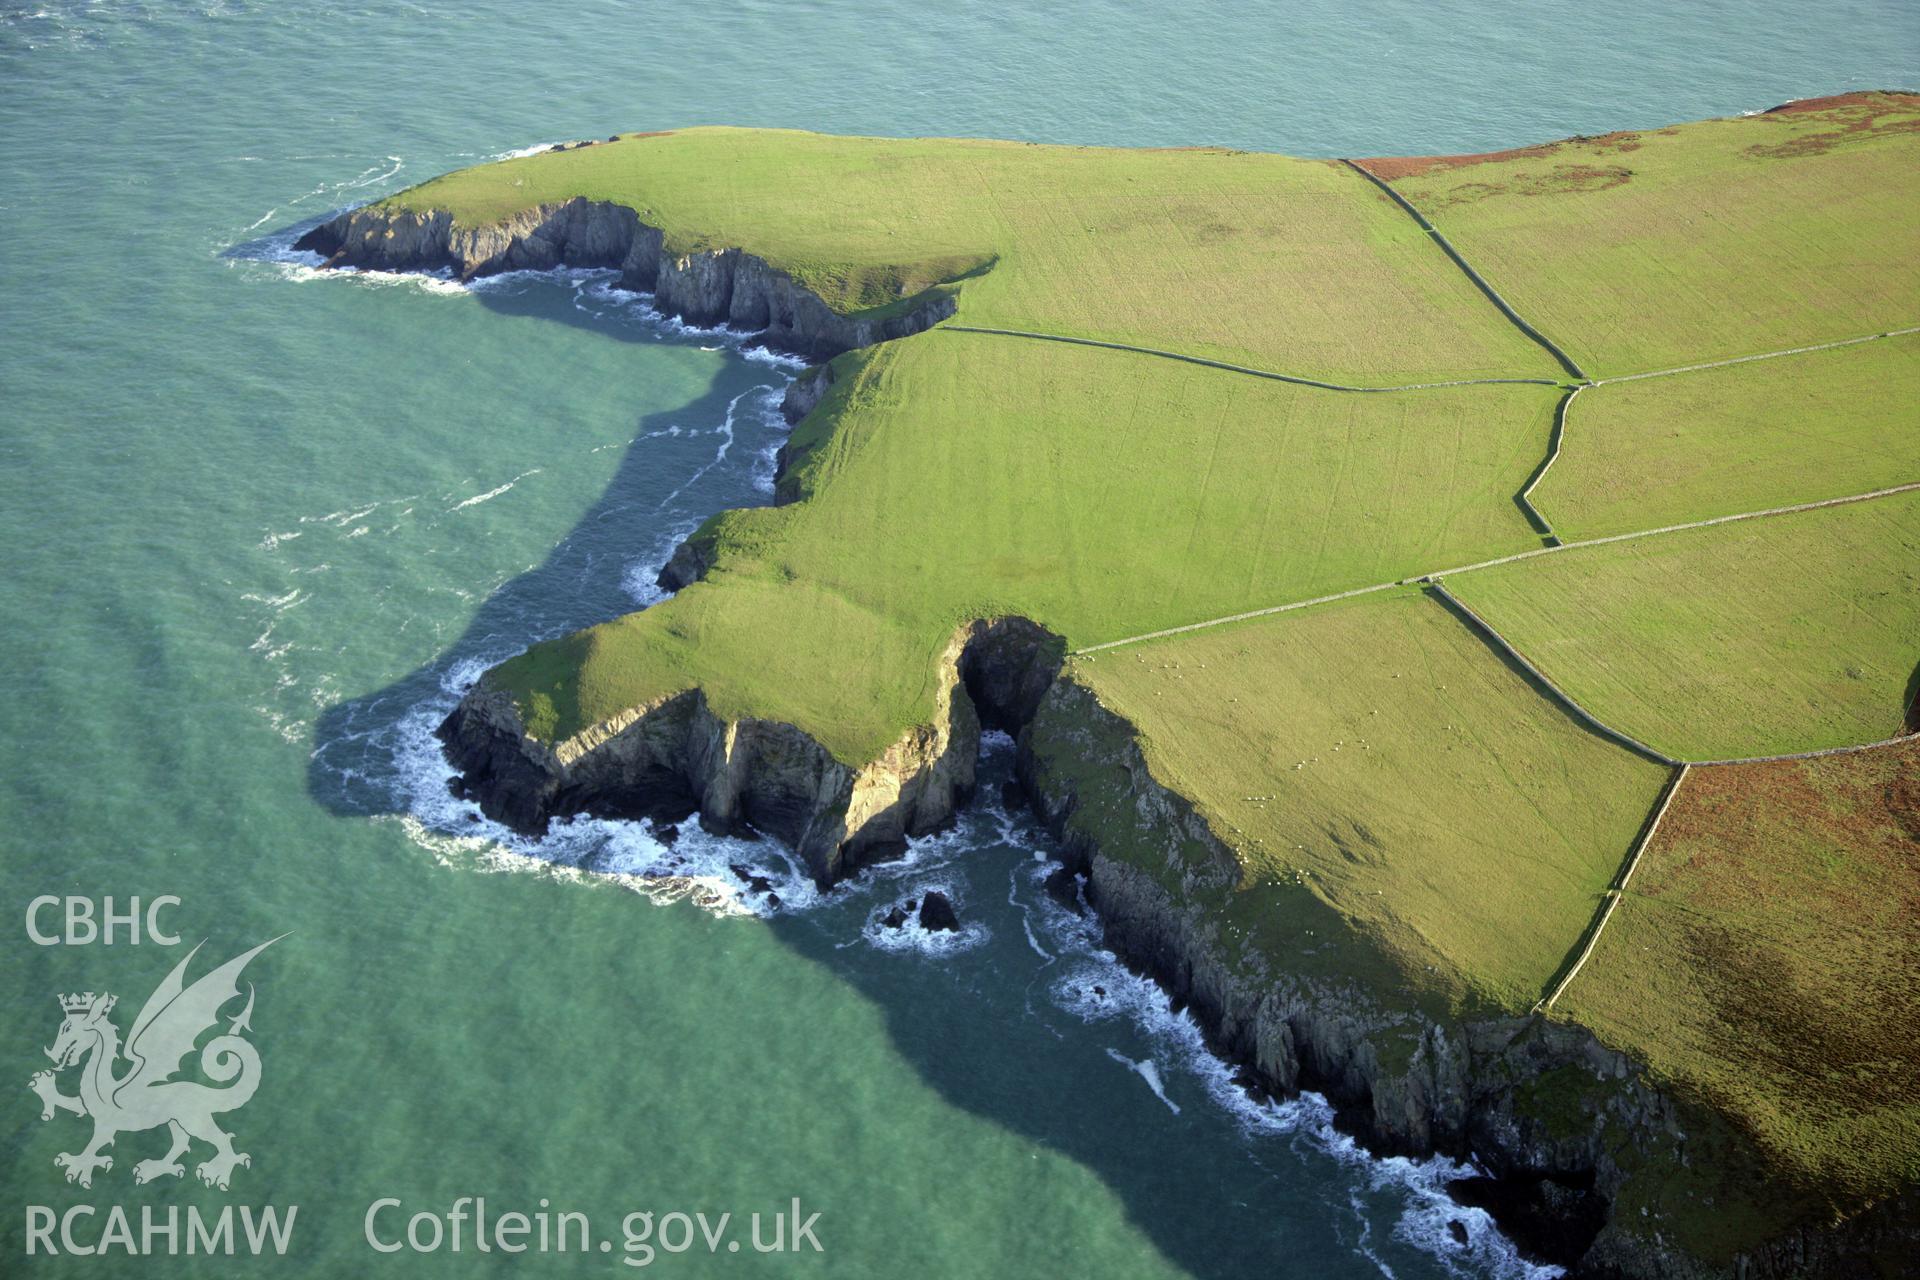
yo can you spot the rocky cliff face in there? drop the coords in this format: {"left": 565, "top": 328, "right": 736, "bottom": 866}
{"left": 440, "top": 594, "right": 1909, "bottom": 1273}
{"left": 440, "top": 629, "right": 979, "bottom": 886}
{"left": 440, "top": 617, "right": 1068, "bottom": 887}
{"left": 1016, "top": 676, "right": 1657, "bottom": 1268}
{"left": 294, "top": 199, "right": 956, "bottom": 360}
{"left": 1014, "top": 673, "right": 1920, "bottom": 1278}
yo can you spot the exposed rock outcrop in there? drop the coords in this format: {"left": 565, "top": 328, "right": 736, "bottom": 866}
{"left": 653, "top": 526, "right": 717, "bottom": 594}
{"left": 780, "top": 362, "right": 836, "bottom": 426}
{"left": 294, "top": 199, "right": 956, "bottom": 361}
{"left": 439, "top": 630, "right": 979, "bottom": 886}
{"left": 439, "top": 617, "right": 1065, "bottom": 886}
{"left": 917, "top": 891, "right": 960, "bottom": 932}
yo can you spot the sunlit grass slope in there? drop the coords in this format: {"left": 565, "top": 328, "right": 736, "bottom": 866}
{"left": 493, "top": 332, "right": 1556, "bottom": 754}
{"left": 1374, "top": 93, "right": 1920, "bottom": 376}
{"left": 1537, "top": 331, "right": 1920, "bottom": 539}
{"left": 1447, "top": 490, "right": 1920, "bottom": 760}
{"left": 1562, "top": 740, "right": 1920, "bottom": 1209}
{"left": 1075, "top": 590, "right": 1670, "bottom": 1011}
{"left": 381, "top": 127, "right": 1560, "bottom": 383}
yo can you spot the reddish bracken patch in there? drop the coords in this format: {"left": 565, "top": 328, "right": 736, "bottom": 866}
{"left": 1652, "top": 737, "right": 1920, "bottom": 886}
{"left": 1352, "top": 129, "right": 1647, "bottom": 182}
{"left": 1761, "top": 90, "right": 1917, "bottom": 115}
{"left": 1351, "top": 146, "right": 1549, "bottom": 183}
{"left": 1749, "top": 90, "right": 1920, "bottom": 159}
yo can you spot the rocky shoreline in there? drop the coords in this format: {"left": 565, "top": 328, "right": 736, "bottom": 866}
{"left": 293, "top": 198, "right": 956, "bottom": 360}
{"left": 443, "top": 626, "right": 1916, "bottom": 1277}
{"left": 303, "top": 196, "right": 1907, "bottom": 1277}
{"left": 441, "top": 609, "right": 1733, "bottom": 1275}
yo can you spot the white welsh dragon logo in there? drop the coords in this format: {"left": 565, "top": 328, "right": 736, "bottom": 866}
{"left": 29, "top": 937, "right": 282, "bottom": 1190}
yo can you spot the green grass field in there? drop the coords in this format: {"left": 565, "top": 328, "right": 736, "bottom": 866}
{"left": 492, "top": 331, "right": 1557, "bottom": 755}
{"left": 1376, "top": 93, "right": 1920, "bottom": 377}
{"left": 382, "top": 128, "right": 1560, "bottom": 384}
{"left": 1447, "top": 490, "right": 1920, "bottom": 760}
{"left": 1561, "top": 740, "right": 1920, "bottom": 1211}
{"left": 379, "top": 99, "right": 1920, "bottom": 1239}
{"left": 1076, "top": 590, "right": 1670, "bottom": 1011}
{"left": 1536, "top": 331, "right": 1920, "bottom": 539}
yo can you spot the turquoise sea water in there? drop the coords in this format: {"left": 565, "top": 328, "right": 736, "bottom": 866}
{"left": 2, "top": 3, "right": 1914, "bottom": 1276}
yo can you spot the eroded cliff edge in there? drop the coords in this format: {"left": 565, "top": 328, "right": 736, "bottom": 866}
{"left": 293, "top": 198, "right": 956, "bottom": 360}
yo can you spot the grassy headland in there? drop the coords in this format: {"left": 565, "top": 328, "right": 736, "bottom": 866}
{"left": 381, "top": 128, "right": 1561, "bottom": 384}
{"left": 494, "top": 332, "right": 1557, "bottom": 755}
{"left": 349, "top": 93, "right": 1918, "bottom": 1258}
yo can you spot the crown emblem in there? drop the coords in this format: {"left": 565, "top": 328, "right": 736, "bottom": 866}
{"left": 59, "top": 992, "right": 114, "bottom": 1015}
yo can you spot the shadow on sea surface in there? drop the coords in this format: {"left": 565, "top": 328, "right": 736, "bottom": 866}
{"left": 300, "top": 273, "right": 763, "bottom": 819}
{"left": 285, "top": 254, "right": 1330, "bottom": 1280}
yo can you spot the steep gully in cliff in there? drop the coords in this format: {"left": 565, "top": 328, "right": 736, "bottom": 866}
{"left": 294, "top": 194, "right": 1864, "bottom": 1277}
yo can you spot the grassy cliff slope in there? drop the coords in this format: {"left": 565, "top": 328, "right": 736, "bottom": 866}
{"left": 1562, "top": 740, "right": 1920, "bottom": 1216}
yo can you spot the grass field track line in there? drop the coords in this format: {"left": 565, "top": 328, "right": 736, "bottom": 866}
{"left": 1074, "top": 581, "right": 1402, "bottom": 654}
{"left": 1590, "top": 324, "right": 1920, "bottom": 386}
{"left": 939, "top": 325, "right": 1566, "bottom": 392}
{"left": 1339, "top": 159, "right": 1589, "bottom": 382}
{"left": 1535, "top": 764, "right": 1690, "bottom": 1013}
{"left": 1516, "top": 385, "right": 1579, "bottom": 542}
{"left": 1076, "top": 482, "right": 1920, "bottom": 657}
{"left": 1423, "top": 582, "right": 1681, "bottom": 765}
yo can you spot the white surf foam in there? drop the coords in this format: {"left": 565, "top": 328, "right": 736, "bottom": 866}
{"left": 449, "top": 467, "right": 541, "bottom": 512}
{"left": 1038, "top": 895, "right": 1562, "bottom": 1279}
{"left": 619, "top": 515, "right": 704, "bottom": 607}
{"left": 861, "top": 882, "right": 990, "bottom": 956}
{"left": 1105, "top": 1048, "right": 1181, "bottom": 1114}
{"left": 386, "top": 655, "right": 824, "bottom": 918}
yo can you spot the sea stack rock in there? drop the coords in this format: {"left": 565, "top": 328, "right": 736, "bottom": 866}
{"left": 917, "top": 891, "right": 959, "bottom": 932}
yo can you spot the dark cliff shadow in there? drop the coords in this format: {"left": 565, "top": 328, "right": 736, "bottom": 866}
{"left": 290, "top": 255, "right": 1390, "bottom": 1280}
{"left": 303, "top": 272, "right": 780, "bottom": 819}
{"left": 1904, "top": 660, "right": 1920, "bottom": 736}
{"left": 753, "top": 852, "right": 1355, "bottom": 1278}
